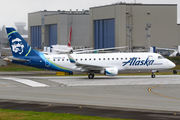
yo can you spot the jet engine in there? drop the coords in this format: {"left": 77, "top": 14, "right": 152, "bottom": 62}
{"left": 100, "top": 67, "right": 118, "bottom": 76}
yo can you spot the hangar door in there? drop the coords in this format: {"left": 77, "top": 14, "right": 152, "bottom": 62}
{"left": 49, "top": 24, "right": 57, "bottom": 46}
{"left": 31, "top": 26, "right": 41, "bottom": 48}
{"left": 94, "top": 19, "right": 115, "bottom": 49}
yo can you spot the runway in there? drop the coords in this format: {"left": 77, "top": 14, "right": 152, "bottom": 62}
{"left": 0, "top": 74, "right": 180, "bottom": 119}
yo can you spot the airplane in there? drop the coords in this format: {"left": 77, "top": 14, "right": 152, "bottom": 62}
{"left": 47, "top": 26, "right": 73, "bottom": 54}
{"left": 44, "top": 26, "right": 93, "bottom": 54}
{"left": 49, "top": 45, "right": 127, "bottom": 54}
{"left": 155, "top": 46, "right": 180, "bottom": 57}
{"left": 4, "top": 27, "right": 176, "bottom": 79}
{"left": 45, "top": 27, "right": 127, "bottom": 54}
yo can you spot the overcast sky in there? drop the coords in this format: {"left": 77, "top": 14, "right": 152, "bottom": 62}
{"left": 1, "top": 0, "right": 180, "bottom": 30}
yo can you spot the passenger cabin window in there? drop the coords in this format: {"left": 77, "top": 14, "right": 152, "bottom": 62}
{"left": 103, "top": 58, "right": 105, "bottom": 60}
{"left": 67, "top": 59, "right": 68, "bottom": 61}
{"left": 108, "top": 58, "right": 110, "bottom": 60}
{"left": 94, "top": 58, "right": 96, "bottom": 60}
{"left": 116, "top": 58, "right": 118, "bottom": 60}
{"left": 121, "top": 58, "right": 123, "bottom": 60}
{"left": 99, "top": 58, "right": 101, "bottom": 60}
{"left": 112, "top": 58, "right": 114, "bottom": 60}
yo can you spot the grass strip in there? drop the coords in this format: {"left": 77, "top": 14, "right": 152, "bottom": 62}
{"left": 0, "top": 108, "right": 131, "bottom": 120}
{"left": 0, "top": 65, "right": 45, "bottom": 71}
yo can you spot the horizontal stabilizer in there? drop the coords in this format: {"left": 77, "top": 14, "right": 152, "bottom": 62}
{"left": 4, "top": 56, "right": 29, "bottom": 62}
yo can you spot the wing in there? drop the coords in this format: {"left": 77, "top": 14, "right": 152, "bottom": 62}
{"left": 156, "top": 47, "right": 177, "bottom": 51}
{"left": 67, "top": 54, "right": 111, "bottom": 71}
{"left": 73, "top": 48, "right": 93, "bottom": 52}
{"left": 73, "top": 46, "right": 127, "bottom": 54}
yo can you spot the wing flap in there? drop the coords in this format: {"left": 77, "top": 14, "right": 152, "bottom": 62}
{"left": 76, "top": 62, "right": 105, "bottom": 70}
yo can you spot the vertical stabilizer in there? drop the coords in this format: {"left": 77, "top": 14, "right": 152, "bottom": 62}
{"left": 6, "top": 27, "right": 38, "bottom": 57}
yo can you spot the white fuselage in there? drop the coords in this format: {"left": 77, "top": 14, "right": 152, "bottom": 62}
{"left": 44, "top": 52, "right": 175, "bottom": 73}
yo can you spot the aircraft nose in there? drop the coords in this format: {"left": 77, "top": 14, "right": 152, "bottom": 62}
{"left": 169, "top": 61, "right": 176, "bottom": 68}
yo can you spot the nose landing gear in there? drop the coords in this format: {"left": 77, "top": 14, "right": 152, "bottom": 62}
{"left": 151, "top": 72, "right": 155, "bottom": 78}
{"left": 151, "top": 70, "right": 156, "bottom": 78}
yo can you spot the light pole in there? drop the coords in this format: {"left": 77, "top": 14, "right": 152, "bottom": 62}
{"left": 126, "top": 24, "right": 132, "bottom": 52}
{"left": 129, "top": 27, "right": 132, "bottom": 52}
{"left": 126, "top": 24, "right": 130, "bottom": 52}
{"left": 126, "top": 9, "right": 133, "bottom": 52}
{"left": 145, "top": 23, "right": 151, "bottom": 51}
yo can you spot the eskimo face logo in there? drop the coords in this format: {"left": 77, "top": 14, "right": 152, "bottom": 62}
{"left": 11, "top": 38, "right": 24, "bottom": 54}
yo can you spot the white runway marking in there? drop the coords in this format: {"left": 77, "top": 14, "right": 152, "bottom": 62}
{"left": 2, "top": 78, "right": 49, "bottom": 87}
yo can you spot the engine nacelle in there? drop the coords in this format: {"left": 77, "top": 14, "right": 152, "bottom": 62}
{"left": 169, "top": 51, "right": 178, "bottom": 57}
{"left": 100, "top": 67, "right": 118, "bottom": 76}
{"left": 178, "top": 46, "right": 180, "bottom": 53}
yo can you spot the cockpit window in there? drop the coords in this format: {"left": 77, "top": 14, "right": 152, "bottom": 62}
{"left": 158, "top": 56, "right": 163, "bottom": 59}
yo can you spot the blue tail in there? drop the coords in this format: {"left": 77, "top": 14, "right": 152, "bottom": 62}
{"left": 6, "top": 27, "right": 38, "bottom": 57}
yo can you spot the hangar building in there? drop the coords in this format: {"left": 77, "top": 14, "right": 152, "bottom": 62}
{"left": 28, "top": 3, "right": 179, "bottom": 51}
{"left": 89, "top": 3, "right": 178, "bottom": 50}
{"left": 28, "top": 10, "right": 89, "bottom": 49}
{"left": 177, "top": 24, "right": 180, "bottom": 44}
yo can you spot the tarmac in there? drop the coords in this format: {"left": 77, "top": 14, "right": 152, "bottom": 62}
{"left": 0, "top": 72, "right": 180, "bottom": 120}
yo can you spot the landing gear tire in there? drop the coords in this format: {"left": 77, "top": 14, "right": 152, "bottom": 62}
{"left": 151, "top": 73, "right": 155, "bottom": 78}
{"left": 88, "top": 73, "right": 94, "bottom": 79}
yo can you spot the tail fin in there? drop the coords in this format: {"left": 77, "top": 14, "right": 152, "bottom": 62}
{"left": 68, "top": 27, "right": 72, "bottom": 47}
{"left": 6, "top": 27, "right": 37, "bottom": 57}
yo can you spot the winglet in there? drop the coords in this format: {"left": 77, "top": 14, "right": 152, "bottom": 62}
{"left": 67, "top": 54, "right": 76, "bottom": 63}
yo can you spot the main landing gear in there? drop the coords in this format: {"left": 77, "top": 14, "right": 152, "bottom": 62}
{"left": 88, "top": 73, "right": 94, "bottom": 79}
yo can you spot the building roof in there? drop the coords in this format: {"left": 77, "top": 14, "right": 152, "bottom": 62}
{"left": 90, "top": 3, "right": 177, "bottom": 9}
{"left": 28, "top": 10, "right": 89, "bottom": 15}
